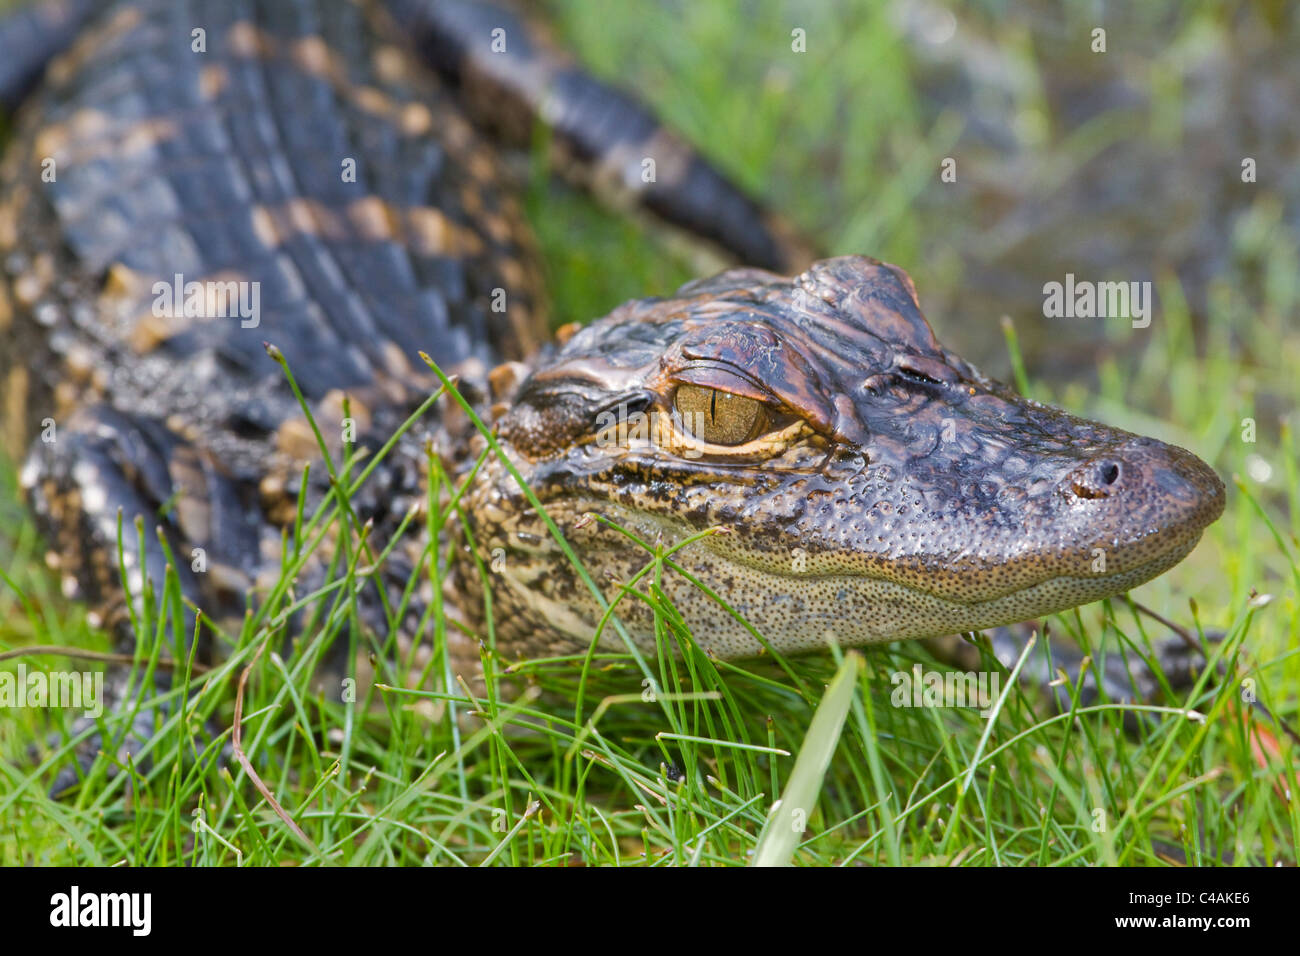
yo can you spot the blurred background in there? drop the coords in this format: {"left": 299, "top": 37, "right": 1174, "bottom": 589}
{"left": 541, "top": 0, "right": 1298, "bottom": 378}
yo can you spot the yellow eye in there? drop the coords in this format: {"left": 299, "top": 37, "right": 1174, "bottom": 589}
{"left": 674, "top": 384, "right": 768, "bottom": 445}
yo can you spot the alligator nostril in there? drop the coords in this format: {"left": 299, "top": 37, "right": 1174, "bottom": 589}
{"left": 1069, "top": 459, "right": 1124, "bottom": 500}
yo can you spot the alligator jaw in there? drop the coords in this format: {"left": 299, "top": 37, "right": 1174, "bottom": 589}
{"left": 469, "top": 494, "right": 1213, "bottom": 660}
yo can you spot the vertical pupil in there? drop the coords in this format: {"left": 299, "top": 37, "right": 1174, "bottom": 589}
{"left": 674, "top": 384, "right": 765, "bottom": 445}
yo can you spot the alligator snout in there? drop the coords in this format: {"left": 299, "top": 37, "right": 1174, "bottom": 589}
{"left": 1062, "top": 435, "right": 1226, "bottom": 554}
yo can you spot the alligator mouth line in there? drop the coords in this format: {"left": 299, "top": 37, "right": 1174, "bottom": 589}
{"left": 659, "top": 534, "right": 1210, "bottom": 651}
{"left": 691, "top": 528, "right": 1207, "bottom": 609}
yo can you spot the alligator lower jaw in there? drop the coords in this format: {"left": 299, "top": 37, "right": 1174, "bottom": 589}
{"left": 649, "top": 534, "right": 1206, "bottom": 659}
{"left": 765, "top": 530, "right": 1207, "bottom": 613}
{"left": 517, "top": 502, "right": 1209, "bottom": 660}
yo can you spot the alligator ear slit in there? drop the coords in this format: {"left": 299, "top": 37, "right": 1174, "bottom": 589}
{"left": 895, "top": 364, "right": 941, "bottom": 386}
{"left": 895, "top": 354, "right": 959, "bottom": 386}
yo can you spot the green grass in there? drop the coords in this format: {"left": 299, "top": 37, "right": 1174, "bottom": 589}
{"left": 1, "top": 0, "right": 1298, "bottom": 866}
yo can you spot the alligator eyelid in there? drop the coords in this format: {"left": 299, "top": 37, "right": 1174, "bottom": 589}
{"left": 671, "top": 362, "right": 777, "bottom": 405}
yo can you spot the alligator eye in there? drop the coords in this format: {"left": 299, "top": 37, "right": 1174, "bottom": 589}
{"left": 674, "top": 384, "right": 768, "bottom": 445}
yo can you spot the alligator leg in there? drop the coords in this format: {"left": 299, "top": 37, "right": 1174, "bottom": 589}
{"left": 385, "top": 0, "right": 817, "bottom": 272}
{"left": 20, "top": 400, "right": 454, "bottom": 791}
{"left": 0, "top": 0, "right": 98, "bottom": 111}
{"left": 20, "top": 404, "right": 258, "bottom": 793}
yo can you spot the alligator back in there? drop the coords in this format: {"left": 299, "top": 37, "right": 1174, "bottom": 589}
{"left": 0, "top": 0, "right": 547, "bottom": 467}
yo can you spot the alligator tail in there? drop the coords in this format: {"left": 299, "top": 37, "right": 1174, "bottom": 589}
{"left": 386, "top": 0, "right": 819, "bottom": 273}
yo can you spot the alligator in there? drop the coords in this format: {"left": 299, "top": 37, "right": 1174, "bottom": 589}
{"left": 0, "top": 0, "right": 1225, "bottom": 787}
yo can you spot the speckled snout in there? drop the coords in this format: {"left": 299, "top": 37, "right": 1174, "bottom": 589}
{"left": 1065, "top": 436, "right": 1216, "bottom": 502}
{"left": 1058, "top": 434, "right": 1225, "bottom": 566}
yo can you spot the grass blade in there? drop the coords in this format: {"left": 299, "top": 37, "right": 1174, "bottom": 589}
{"left": 752, "top": 652, "right": 862, "bottom": 867}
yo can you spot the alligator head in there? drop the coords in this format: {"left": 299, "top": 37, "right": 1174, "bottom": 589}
{"left": 460, "top": 256, "right": 1225, "bottom": 660}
